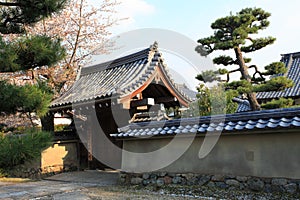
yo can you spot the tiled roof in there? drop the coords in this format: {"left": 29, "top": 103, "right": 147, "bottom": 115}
{"left": 257, "top": 52, "right": 300, "bottom": 99}
{"left": 111, "top": 107, "right": 300, "bottom": 138}
{"left": 232, "top": 97, "right": 251, "bottom": 112}
{"left": 50, "top": 43, "right": 193, "bottom": 109}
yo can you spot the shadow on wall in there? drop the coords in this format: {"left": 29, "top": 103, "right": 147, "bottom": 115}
{"left": 41, "top": 141, "right": 79, "bottom": 173}
{"left": 7, "top": 140, "right": 79, "bottom": 179}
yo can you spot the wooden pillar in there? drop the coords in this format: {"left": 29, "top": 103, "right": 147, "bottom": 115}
{"left": 87, "top": 122, "right": 93, "bottom": 167}
{"left": 76, "top": 140, "right": 81, "bottom": 171}
{"left": 81, "top": 109, "right": 94, "bottom": 170}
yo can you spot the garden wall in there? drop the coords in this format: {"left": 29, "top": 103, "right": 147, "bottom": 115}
{"left": 9, "top": 140, "right": 79, "bottom": 179}
{"left": 122, "top": 130, "right": 300, "bottom": 179}
{"left": 120, "top": 130, "right": 300, "bottom": 193}
{"left": 41, "top": 140, "right": 79, "bottom": 173}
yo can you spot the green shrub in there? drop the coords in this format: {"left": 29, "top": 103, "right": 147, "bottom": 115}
{"left": 184, "top": 84, "right": 238, "bottom": 117}
{"left": 261, "top": 98, "right": 294, "bottom": 109}
{"left": 54, "top": 124, "right": 68, "bottom": 132}
{"left": 0, "top": 168, "right": 8, "bottom": 178}
{"left": 0, "top": 129, "right": 53, "bottom": 169}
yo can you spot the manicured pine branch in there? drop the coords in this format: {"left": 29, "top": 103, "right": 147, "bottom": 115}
{"left": 195, "top": 7, "right": 294, "bottom": 111}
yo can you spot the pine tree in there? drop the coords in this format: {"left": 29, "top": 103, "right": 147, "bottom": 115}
{"left": 0, "top": 35, "right": 65, "bottom": 72}
{"left": 0, "top": 0, "right": 66, "bottom": 120}
{"left": 195, "top": 8, "right": 293, "bottom": 111}
{"left": 0, "top": 0, "right": 67, "bottom": 34}
{"left": 0, "top": 0, "right": 67, "bottom": 72}
{"left": 0, "top": 81, "right": 53, "bottom": 126}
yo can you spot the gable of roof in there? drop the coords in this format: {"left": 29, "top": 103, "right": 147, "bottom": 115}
{"left": 50, "top": 43, "right": 194, "bottom": 110}
{"left": 257, "top": 52, "right": 300, "bottom": 100}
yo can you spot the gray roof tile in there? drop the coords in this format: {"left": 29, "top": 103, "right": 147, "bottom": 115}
{"left": 234, "top": 52, "right": 300, "bottom": 112}
{"left": 111, "top": 107, "right": 300, "bottom": 139}
{"left": 233, "top": 97, "right": 251, "bottom": 112}
{"left": 257, "top": 52, "right": 300, "bottom": 99}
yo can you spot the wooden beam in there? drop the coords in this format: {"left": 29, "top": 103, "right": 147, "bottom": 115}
{"left": 155, "top": 96, "right": 177, "bottom": 104}
{"left": 130, "top": 98, "right": 155, "bottom": 108}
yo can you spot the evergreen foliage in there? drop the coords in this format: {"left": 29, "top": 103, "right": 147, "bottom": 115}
{"left": 0, "top": 0, "right": 65, "bottom": 120}
{"left": 195, "top": 8, "right": 294, "bottom": 111}
{"left": 261, "top": 98, "right": 294, "bottom": 109}
{"left": 0, "top": 35, "right": 65, "bottom": 72}
{"left": 0, "top": 0, "right": 67, "bottom": 34}
{"left": 0, "top": 129, "right": 53, "bottom": 169}
{"left": 0, "top": 81, "right": 21, "bottom": 113}
{"left": 19, "top": 82, "right": 53, "bottom": 117}
{"left": 0, "top": 36, "right": 18, "bottom": 71}
{"left": 0, "top": 81, "right": 53, "bottom": 118}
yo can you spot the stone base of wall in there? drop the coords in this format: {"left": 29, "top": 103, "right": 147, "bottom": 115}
{"left": 8, "top": 164, "right": 78, "bottom": 179}
{"left": 120, "top": 172, "right": 300, "bottom": 195}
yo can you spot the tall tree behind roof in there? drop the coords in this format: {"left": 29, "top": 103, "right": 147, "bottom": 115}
{"left": 195, "top": 7, "right": 293, "bottom": 111}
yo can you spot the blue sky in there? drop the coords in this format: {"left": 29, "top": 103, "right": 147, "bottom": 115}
{"left": 91, "top": 0, "right": 300, "bottom": 89}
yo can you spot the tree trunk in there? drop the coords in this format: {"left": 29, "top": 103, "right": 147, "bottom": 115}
{"left": 234, "top": 47, "right": 261, "bottom": 111}
{"left": 247, "top": 92, "right": 261, "bottom": 111}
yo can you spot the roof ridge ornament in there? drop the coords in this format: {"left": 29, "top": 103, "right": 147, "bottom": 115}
{"left": 284, "top": 54, "right": 293, "bottom": 77}
{"left": 150, "top": 41, "right": 159, "bottom": 51}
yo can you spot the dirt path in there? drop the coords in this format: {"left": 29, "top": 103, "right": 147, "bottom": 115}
{"left": 0, "top": 171, "right": 119, "bottom": 200}
{"left": 44, "top": 170, "right": 119, "bottom": 185}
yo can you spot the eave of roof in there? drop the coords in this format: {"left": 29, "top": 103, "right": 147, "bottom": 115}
{"left": 111, "top": 107, "right": 300, "bottom": 139}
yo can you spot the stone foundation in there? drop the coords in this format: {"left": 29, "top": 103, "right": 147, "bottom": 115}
{"left": 120, "top": 172, "right": 300, "bottom": 194}
{"left": 8, "top": 164, "right": 78, "bottom": 179}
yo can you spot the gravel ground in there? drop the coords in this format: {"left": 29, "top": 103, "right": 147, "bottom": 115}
{"left": 148, "top": 184, "right": 300, "bottom": 200}
{"left": 1, "top": 181, "right": 300, "bottom": 199}
{"left": 83, "top": 185, "right": 300, "bottom": 200}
